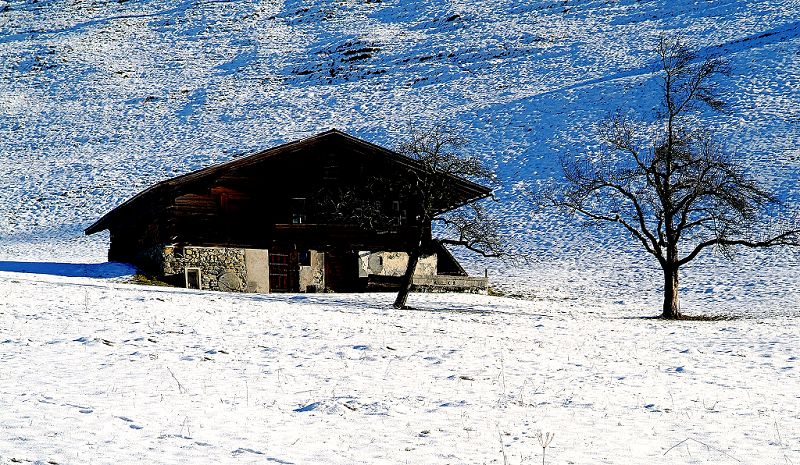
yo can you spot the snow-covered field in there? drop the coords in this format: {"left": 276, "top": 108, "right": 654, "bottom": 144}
{"left": 1, "top": 273, "right": 798, "bottom": 464}
{"left": 1, "top": 0, "right": 799, "bottom": 313}
{"left": 1, "top": 0, "right": 800, "bottom": 463}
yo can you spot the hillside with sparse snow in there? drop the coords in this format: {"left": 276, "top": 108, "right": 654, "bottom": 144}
{"left": 1, "top": 0, "right": 799, "bottom": 314}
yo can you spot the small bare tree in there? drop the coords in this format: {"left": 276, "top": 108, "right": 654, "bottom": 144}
{"left": 392, "top": 126, "right": 503, "bottom": 308}
{"left": 548, "top": 36, "right": 799, "bottom": 318}
{"left": 308, "top": 126, "right": 503, "bottom": 308}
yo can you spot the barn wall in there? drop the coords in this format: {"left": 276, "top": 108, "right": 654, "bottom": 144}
{"left": 132, "top": 243, "right": 170, "bottom": 275}
{"left": 134, "top": 245, "right": 479, "bottom": 294}
{"left": 359, "top": 251, "right": 437, "bottom": 278}
{"left": 244, "top": 249, "right": 269, "bottom": 293}
{"left": 299, "top": 250, "right": 325, "bottom": 292}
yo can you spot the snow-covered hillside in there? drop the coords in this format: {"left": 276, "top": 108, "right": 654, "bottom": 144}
{"left": 1, "top": 1, "right": 799, "bottom": 307}
{"left": 1, "top": 2, "right": 800, "bottom": 463}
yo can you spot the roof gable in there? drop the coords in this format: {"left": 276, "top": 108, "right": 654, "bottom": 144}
{"left": 85, "top": 129, "right": 491, "bottom": 235}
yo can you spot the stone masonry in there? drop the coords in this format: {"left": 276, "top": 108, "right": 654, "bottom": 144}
{"left": 162, "top": 245, "right": 248, "bottom": 292}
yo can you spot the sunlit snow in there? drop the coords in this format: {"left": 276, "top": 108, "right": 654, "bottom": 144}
{"left": 1, "top": 0, "right": 799, "bottom": 463}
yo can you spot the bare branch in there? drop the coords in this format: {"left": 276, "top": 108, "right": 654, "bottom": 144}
{"left": 678, "top": 230, "right": 800, "bottom": 266}
{"left": 435, "top": 202, "right": 504, "bottom": 258}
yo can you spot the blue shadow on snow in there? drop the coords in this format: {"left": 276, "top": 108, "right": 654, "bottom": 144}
{"left": 0, "top": 261, "right": 135, "bottom": 278}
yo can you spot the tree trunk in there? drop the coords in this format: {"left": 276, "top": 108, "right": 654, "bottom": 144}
{"left": 393, "top": 248, "right": 421, "bottom": 309}
{"left": 661, "top": 266, "right": 681, "bottom": 319}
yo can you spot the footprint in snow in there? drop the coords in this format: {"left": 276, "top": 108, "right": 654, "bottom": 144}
{"left": 65, "top": 403, "right": 93, "bottom": 414}
{"left": 231, "top": 450, "right": 293, "bottom": 464}
{"left": 439, "top": 400, "right": 467, "bottom": 408}
{"left": 293, "top": 402, "right": 320, "bottom": 412}
{"left": 232, "top": 448, "right": 264, "bottom": 455}
{"left": 265, "top": 458, "right": 294, "bottom": 464}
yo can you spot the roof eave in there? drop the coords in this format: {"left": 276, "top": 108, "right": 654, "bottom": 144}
{"left": 83, "top": 129, "right": 492, "bottom": 234}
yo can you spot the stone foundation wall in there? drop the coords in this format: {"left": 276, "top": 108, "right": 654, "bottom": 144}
{"left": 162, "top": 246, "right": 248, "bottom": 292}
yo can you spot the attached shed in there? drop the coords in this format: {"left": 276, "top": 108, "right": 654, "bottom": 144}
{"left": 85, "top": 129, "right": 491, "bottom": 293}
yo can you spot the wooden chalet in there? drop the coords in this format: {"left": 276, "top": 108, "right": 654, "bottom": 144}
{"left": 85, "top": 129, "right": 491, "bottom": 293}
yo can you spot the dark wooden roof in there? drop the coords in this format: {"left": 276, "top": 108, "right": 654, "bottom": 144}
{"left": 85, "top": 129, "right": 491, "bottom": 235}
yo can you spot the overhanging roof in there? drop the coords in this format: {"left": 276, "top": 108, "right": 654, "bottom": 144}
{"left": 85, "top": 129, "right": 492, "bottom": 235}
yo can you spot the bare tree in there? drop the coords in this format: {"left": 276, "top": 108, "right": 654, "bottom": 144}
{"left": 547, "top": 36, "right": 799, "bottom": 319}
{"left": 308, "top": 125, "right": 503, "bottom": 308}
{"left": 392, "top": 126, "right": 503, "bottom": 308}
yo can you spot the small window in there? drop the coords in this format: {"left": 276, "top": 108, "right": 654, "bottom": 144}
{"left": 323, "top": 152, "right": 340, "bottom": 180}
{"left": 291, "top": 198, "right": 306, "bottom": 224}
{"left": 185, "top": 267, "right": 201, "bottom": 289}
{"left": 391, "top": 200, "right": 407, "bottom": 226}
{"left": 298, "top": 250, "right": 311, "bottom": 267}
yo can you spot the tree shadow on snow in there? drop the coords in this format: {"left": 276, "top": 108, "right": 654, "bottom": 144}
{"left": 0, "top": 261, "right": 135, "bottom": 279}
{"left": 621, "top": 313, "right": 739, "bottom": 321}
{"left": 398, "top": 305, "right": 497, "bottom": 315}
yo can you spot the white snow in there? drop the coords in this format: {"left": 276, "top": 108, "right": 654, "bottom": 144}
{"left": 1, "top": 273, "right": 798, "bottom": 464}
{"left": 1, "top": 0, "right": 799, "bottom": 463}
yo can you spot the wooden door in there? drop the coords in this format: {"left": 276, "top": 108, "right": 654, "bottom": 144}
{"left": 324, "top": 251, "right": 361, "bottom": 292}
{"left": 269, "top": 249, "right": 299, "bottom": 292}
